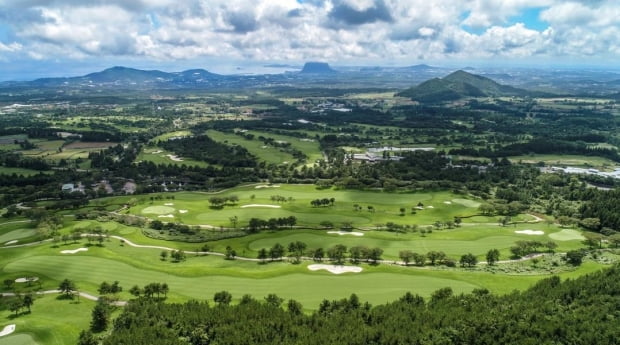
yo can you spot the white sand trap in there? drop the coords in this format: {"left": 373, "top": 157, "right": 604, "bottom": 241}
{"left": 254, "top": 184, "right": 281, "bottom": 189}
{"left": 426, "top": 205, "right": 434, "bottom": 209}
{"left": 308, "top": 264, "right": 363, "bottom": 274}
{"left": 179, "top": 210, "right": 188, "bottom": 214}
{"left": 165, "top": 154, "right": 183, "bottom": 162}
{"left": 241, "top": 204, "right": 281, "bottom": 208}
{"left": 158, "top": 214, "right": 175, "bottom": 218}
{"left": 61, "top": 247, "right": 88, "bottom": 254}
{"left": 327, "top": 231, "right": 364, "bottom": 237}
{"left": 4, "top": 240, "right": 18, "bottom": 245}
{"left": 515, "top": 230, "right": 545, "bottom": 235}
{"left": 443, "top": 201, "right": 452, "bottom": 204}
{"left": 15, "top": 277, "right": 38, "bottom": 283}
{"left": 164, "top": 203, "right": 174, "bottom": 206}
{"left": 150, "top": 150, "right": 162, "bottom": 154}
{"left": 0, "top": 324, "right": 15, "bottom": 337}
{"left": 415, "top": 206, "right": 424, "bottom": 210}
{"left": 142, "top": 205, "right": 175, "bottom": 215}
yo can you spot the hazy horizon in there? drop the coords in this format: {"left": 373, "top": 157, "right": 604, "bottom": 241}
{"left": 1, "top": 1, "right": 619, "bottom": 81}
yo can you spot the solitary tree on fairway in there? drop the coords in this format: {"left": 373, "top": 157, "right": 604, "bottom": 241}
{"left": 214, "top": 291, "right": 232, "bottom": 305}
{"left": 59, "top": 278, "right": 76, "bottom": 297}
{"left": 486, "top": 249, "right": 500, "bottom": 265}
{"left": 23, "top": 293, "right": 34, "bottom": 313}
{"left": 460, "top": 253, "right": 478, "bottom": 267}
{"left": 257, "top": 248, "right": 268, "bottom": 263}
{"left": 399, "top": 250, "right": 414, "bottom": 266}
{"left": 3, "top": 278, "right": 14, "bottom": 290}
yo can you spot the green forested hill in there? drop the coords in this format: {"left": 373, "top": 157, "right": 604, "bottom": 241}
{"left": 92, "top": 265, "right": 620, "bottom": 345}
{"left": 397, "top": 70, "right": 534, "bottom": 102}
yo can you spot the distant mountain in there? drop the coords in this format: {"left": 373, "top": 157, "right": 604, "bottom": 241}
{"left": 397, "top": 70, "right": 535, "bottom": 102}
{"left": 23, "top": 66, "right": 222, "bottom": 88}
{"left": 401, "top": 64, "right": 436, "bottom": 71}
{"left": 300, "top": 62, "right": 336, "bottom": 74}
{"left": 84, "top": 66, "right": 171, "bottom": 83}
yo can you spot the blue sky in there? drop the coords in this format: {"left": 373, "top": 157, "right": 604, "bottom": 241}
{"left": 0, "top": 0, "right": 619, "bottom": 80}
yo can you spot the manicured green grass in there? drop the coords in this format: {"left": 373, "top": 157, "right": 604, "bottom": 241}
{"left": 0, "top": 294, "right": 94, "bottom": 345}
{"left": 245, "top": 129, "right": 324, "bottom": 163}
{"left": 0, "top": 228, "right": 38, "bottom": 244}
{"left": 129, "top": 185, "right": 481, "bottom": 228}
{"left": 136, "top": 147, "right": 208, "bottom": 167}
{"left": 4, "top": 254, "right": 481, "bottom": 306}
{"left": 210, "top": 223, "right": 584, "bottom": 260}
{"left": 206, "top": 130, "right": 295, "bottom": 164}
{"left": 0, "top": 334, "right": 40, "bottom": 345}
{"left": 549, "top": 229, "right": 585, "bottom": 241}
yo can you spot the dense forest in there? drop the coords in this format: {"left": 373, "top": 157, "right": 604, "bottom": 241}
{"left": 87, "top": 265, "right": 620, "bottom": 345}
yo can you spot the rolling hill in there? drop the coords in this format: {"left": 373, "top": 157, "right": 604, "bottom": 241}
{"left": 397, "top": 70, "right": 536, "bottom": 102}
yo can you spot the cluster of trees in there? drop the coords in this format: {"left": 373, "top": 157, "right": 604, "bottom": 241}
{"left": 580, "top": 189, "right": 620, "bottom": 231}
{"left": 310, "top": 197, "right": 335, "bottom": 207}
{"left": 149, "top": 220, "right": 197, "bottom": 234}
{"left": 98, "top": 281, "right": 122, "bottom": 295}
{"left": 0, "top": 153, "right": 50, "bottom": 171}
{"left": 90, "top": 265, "right": 620, "bottom": 345}
{"left": 510, "top": 240, "right": 558, "bottom": 258}
{"left": 208, "top": 195, "right": 239, "bottom": 208}
{"left": 160, "top": 135, "right": 256, "bottom": 167}
{"left": 128, "top": 282, "right": 169, "bottom": 299}
{"left": 247, "top": 216, "right": 297, "bottom": 232}
{"left": 5, "top": 293, "right": 35, "bottom": 316}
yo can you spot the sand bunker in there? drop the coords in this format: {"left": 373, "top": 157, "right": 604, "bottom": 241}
{"left": 15, "top": 277, "right": 38, "bottom": 283}
{"left": 150, "top": 150, "right": 163, "bottom": 154}
{"left": 61, "top": 248, "right": 88, "bottom": 254}
{"left": 308, "top": 264, "right": 363, "bottom": 274}
{"left": 142, "top": 205, "right": 175, "bottom": 215}
{"left": 327, "top": 231, "right": 364, "bottom": 237}
{"left": 254, "top": 184, "right": 281, "bottom": 189}
{"left": 515, "top": 230, "right": 545, "bottom": 235}
{"left": 158, "top": 214, "right": 175, "bottom": 218}
{"left": 241, "top": 204, "right": 281, "bottom": 208}
{"left": 4, "top": 240, "right": 18, "bottom": 245}
{"left": 426, "top": 205, "right": 434, "bottom": 209}
{"left": 166, "top": 154, "right": 183, "bottom": 162}
{"left": 164, "top": 203, "right": 174, "bottom": 206}
{"left": 443, "top": 201, "right": 452, "bottom": 205}
{"left": 0, "top": 324, "right": 15, "bottom": 337}
{"left": 179, "top": 210, "right": 188, "bottom": 214}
